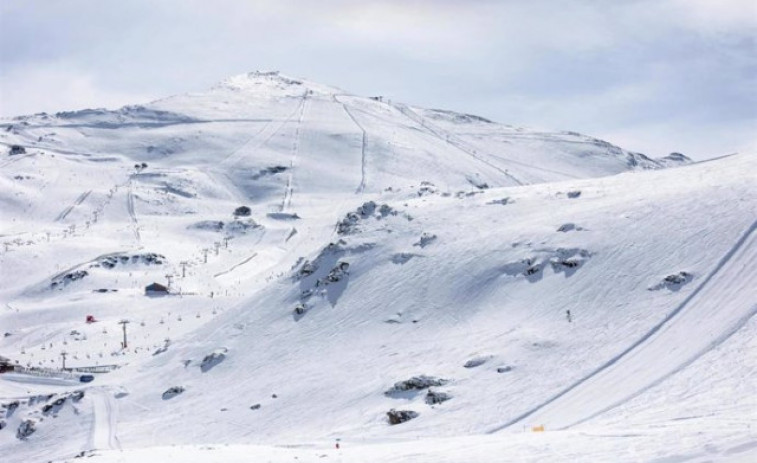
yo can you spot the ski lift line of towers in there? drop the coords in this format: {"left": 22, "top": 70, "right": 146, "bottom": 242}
{"left": 1, "top": 176, "right": 133, "bottom": 255}
{"left": 16, "top": 304, "right": 223, "bottom": 370}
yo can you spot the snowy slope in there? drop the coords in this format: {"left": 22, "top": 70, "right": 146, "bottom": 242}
{"left": 0, "top": 72, "right": 753, "bottom": 463}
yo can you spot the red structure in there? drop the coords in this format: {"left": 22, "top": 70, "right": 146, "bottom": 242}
{"left": 86, "top": 315, "right": 96, "bottom": 323}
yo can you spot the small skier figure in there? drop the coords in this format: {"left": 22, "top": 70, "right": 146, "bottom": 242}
{"left": 566, "top": 310, "right": 572, "bottom": 323}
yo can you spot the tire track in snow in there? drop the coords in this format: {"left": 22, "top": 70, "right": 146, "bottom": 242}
{"left": 54, "top": 190, "right": 92, "bottom": 222}
{"left": 335, "top": 96, "right": 368, "bottom": 194}
{"left": 490, "top": 219, "right": 757, "bottom": 432}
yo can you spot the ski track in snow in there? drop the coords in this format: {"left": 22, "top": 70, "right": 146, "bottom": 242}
{"left": 54, "top": 190, "right": 92, "bottom": 222}
{"left": 220, "top": 95, "right": 307, "bottom": 169}
{"left": 126, "top": 177, "right": 141, "bottom": 244}
{"left": 392, "top": 103, "right": 527, "bottom": 186}
{"left": 491, "top": 219, "right": 757, "bottom": 432}
{"left": 213, "top": 252, "right": 258, "bottom": 278}
{"left": 90, "top": 388, "right": 121, "bottom": 451}
{"left": 335, "top": 96, "right": 368, "bottom": 194}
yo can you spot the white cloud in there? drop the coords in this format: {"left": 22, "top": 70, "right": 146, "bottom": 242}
{"left": 0, "top": 63, "right": 155, "bottom": 116}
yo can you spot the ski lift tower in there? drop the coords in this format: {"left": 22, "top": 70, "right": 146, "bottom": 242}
{"left": 119, "top": 319, "right": 130, "bottom": 349}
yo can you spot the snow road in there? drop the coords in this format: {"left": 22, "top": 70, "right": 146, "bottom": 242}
{"left": 492, "top": 219, "right": 757, "bottom": 431}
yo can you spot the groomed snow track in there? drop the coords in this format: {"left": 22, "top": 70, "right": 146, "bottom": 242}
{"left": 490, "top": 219, "right": 757, "bottom": 432}
{"left": 90, "top": 388, "right": 121, "bottom": 451}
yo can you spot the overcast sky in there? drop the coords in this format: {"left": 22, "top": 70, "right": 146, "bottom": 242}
{"left": 1, "top": 0, "right": 755, "bottom": 160}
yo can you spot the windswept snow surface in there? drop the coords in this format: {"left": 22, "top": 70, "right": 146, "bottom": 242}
{"left": 0, "top": 71, "right": 753, "bottom": 462}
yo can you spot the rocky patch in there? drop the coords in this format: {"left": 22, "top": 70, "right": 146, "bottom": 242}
{"left": 557, "top": 223, "right": 584, "bottom": 232}
{"left": 385, "top": 375, "right": 449, "bottom": 397}
{"left": 424, "top": 389, "right": 452, "bottom": 405}
{"left": 463, "top": 355, "right": 492, "bottom": 368}
{"left": 200, "top": 348, "right": 228, "bottom": 372}
{"left": 16, "top": 419, "right": 35, "bottom": 439}
{"left": 251, "top": 165, "right": 288, "bottom": 180}
{"left": 51, "top": 270, "right": 88, "bottom": 288}
{"left": 162, "top": 386, "right": 185, "bottom": 400}
{"left": 95, "top": 253, "right": 165, "bottom": 269}
{"left": 414, "top": 232, "right": 437, "bottom": 248}
{"left": 649, "top": 271, "right": 693, "bottom": 291}
{"left": 499, "top": 248, "right": 592, "bottom": 281}
{"left": 189, "top": 219, "right": 260, "bottom": 236}
{"left": 387, "top": 409, "right": 419, "bottom": 425}
{"left": 487, "top": 197, "right": 511, "bottom": 205}
{"left": 336, "top": 201, "right": 399, "bottom": 235}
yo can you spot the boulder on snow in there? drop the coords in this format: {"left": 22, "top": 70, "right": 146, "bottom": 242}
{"left": 497, "top": 366, "right": 514, "bottom": 373}
{"left": 566, "top": 190, "right": 581, "bottom": 198}
{"left": 387, "top": 409, "right": 419, "bottom": 425}
{"left": 162, "top": 386, "right": 185, "bottom": 400}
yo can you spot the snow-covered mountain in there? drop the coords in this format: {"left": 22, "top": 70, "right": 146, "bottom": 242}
{"left": 0, "top": 71, "right": 754, "bottom": 463}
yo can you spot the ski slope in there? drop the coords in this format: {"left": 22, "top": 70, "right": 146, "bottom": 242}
{"left": 0, "top": 71, "right": 754, "bottom": 463}
{"left": 493, "top": 219, "right": 757, "bottom": 431}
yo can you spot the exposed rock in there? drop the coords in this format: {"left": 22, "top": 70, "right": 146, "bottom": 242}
{"left": 200, "top": 348, "right": 228, "bottom": 372}
{"left": 251, "top": 165, "right": 288, "bottom": 180}
{"left": 649, "top": 271, "right": 693, "bottom": 291}
{"left": 414, "top": 232, "right": 437, "bottom": 248}
{"left": 385, "top": 375, "right": 448, "bottom": 396}
{"left": 250, "top": 404, "right": 261, "bottom": 410}
{"left": 391, "top": 253, "right": 418, "bottom": 265}
{"left": 162, "top": 386, "right": 185, "bottom": 400}
{"left": 387, "top": 409, "right": 419, "bottom": 425}
{"left": 97, "top": 253, "right": 165, "bottom": 269}
{"left": 16, "top": 419, "right": 35, "bottom": 439}
{"left": 497, "top": 366, "right": 514, "bottom": 373}
{"left": 51, "top": 270, "right": 88, "bottom": 288}
{"left": 567, "top": 190, "right": 581, "bottom": 198}
{"left": 464, "top": 355, "right": 491, "bottom": 368}
{"left": 233, "top": 206, "right": 252, "bottom": 217}
{"left": 424, "top": 390, "right": 451, "bottom": 405}
{"left": 9, "top": 145, "right": 26, "bottom": 155}
{"left": 324, "top": 261, "right": 350, "bottom": 283}
{"left": 557, "top": 223, "right": 583, "bottom": 232}
{"left": 336, "top": 201, "right": 397, "bottom": 235}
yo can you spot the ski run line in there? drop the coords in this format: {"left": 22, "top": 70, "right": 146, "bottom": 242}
{"left": 490, "top": 219, "right": 757, "bottom": 432}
